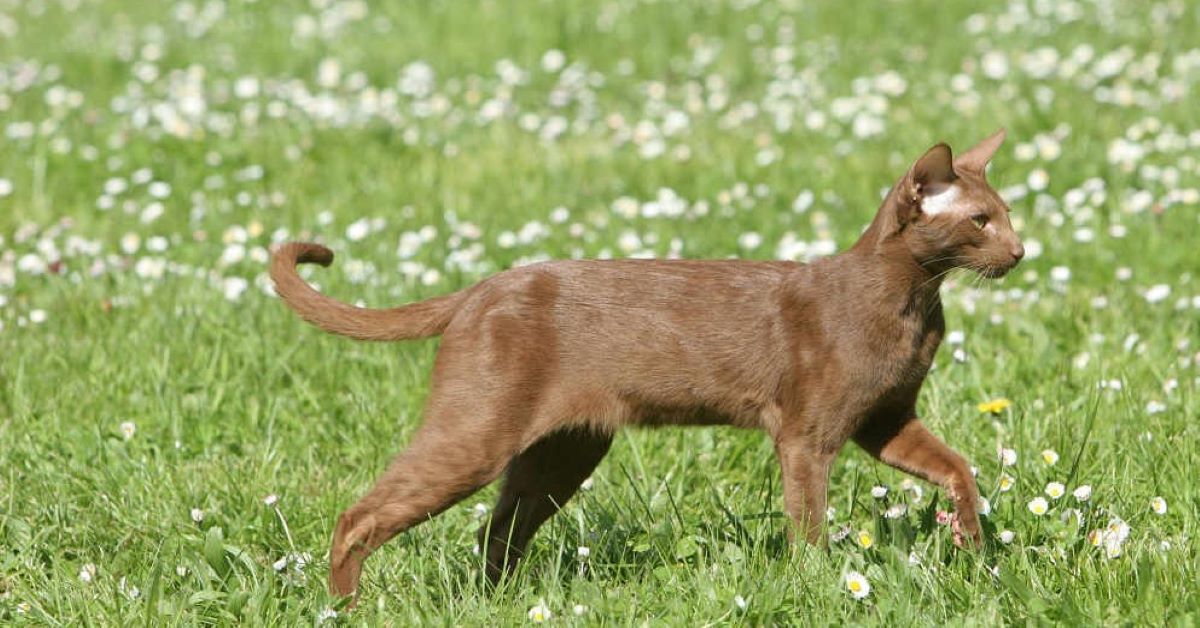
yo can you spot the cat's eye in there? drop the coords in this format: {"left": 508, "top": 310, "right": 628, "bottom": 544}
{"left": 970, "top": 213, "right": 989, "bottom": 230}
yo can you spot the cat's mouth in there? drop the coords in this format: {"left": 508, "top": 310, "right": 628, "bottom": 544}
{"left": 977, "top": 263, "right": 1015, "bottom": 279}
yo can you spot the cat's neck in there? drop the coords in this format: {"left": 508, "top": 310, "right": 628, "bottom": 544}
{"left": 845, "top": 222, "right": 945, "bottom": 322}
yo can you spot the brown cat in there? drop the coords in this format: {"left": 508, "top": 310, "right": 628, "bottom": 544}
{"left": 270, "top": 129, "right": 1023, "bottom": 601}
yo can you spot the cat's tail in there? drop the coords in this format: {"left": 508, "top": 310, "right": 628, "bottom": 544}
{"left": 270, "top": 242, "right": 463, "bottom": 341}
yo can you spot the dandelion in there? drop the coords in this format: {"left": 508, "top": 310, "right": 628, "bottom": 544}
{"left": 119, "top": 421, "right": 136, "bottom": 440}
{"left": 999, "top": 530, "right": 1015, "bottom": 544}
{"left": 844, "top": 571, "right": 871, "bottom": 600}
{"left": 1027, "top": 497, "right": 1049, "bottom": 516}
{"left": 855, "top": 529, "right": 874, "bottom": 550}
{"left": 1041, "top": 449, "right": 1059, "bottom": 465}
{"left": 1073, "top": 485, "right": 1093, "bottom": 502}
{"left": 1045, "top": 482, "right": 1066, "bottom": 499}
{"left": 528, "top": 600, "right": 553, "bottom": 623}
{"left": 1150, "top": 496, "right": 1167, "bottom": 515}
{"left": 978, "top": 398, "right": 1013, "bottom": 414}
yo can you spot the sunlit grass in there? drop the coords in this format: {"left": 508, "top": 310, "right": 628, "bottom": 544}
{"left": 1, "top": 0, "right": 1197, "bottom": 624}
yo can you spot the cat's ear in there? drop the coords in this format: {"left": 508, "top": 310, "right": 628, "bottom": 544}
{"left": 910, "top": 143, "right": 956, "bottom": 192}
{"left": 955, "top": 127, "right": 1006, "bottom": 174}
{"left": 897, "top": 143, "right": 957, "bottom": 225}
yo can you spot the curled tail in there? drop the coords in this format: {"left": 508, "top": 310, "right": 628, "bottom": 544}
{"left": 269, "top": 242, "right": 462, "bottom": 341}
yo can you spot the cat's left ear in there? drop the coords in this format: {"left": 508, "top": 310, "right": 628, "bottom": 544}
{"left": 896, "top": 143, "right": 957, "bottom": 226}
{"left": 955, "top": 128, "right": 1007, "bottom": 174}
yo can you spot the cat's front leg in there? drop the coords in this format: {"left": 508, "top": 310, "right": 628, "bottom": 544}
{"left": 853, "top": 417, "right": 982, "bottom": 547}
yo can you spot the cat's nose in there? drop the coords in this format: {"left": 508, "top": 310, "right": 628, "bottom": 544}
{"left": 1010, "top": 243, "right": 1025, "bottom": 261}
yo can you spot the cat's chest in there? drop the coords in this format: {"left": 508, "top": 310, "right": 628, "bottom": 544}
{"left": 856, "top": 312, "right": 944, "bottom": 390}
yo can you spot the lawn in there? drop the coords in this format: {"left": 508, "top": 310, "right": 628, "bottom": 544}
{"left": 1, "top": 0, "right": 1198, "bottom": 624}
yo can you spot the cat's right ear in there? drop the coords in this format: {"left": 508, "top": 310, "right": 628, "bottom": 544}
{"left": 898, "top": 143, "right": 957, "bottom": 225}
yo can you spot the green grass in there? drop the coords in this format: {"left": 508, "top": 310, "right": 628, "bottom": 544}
{"left": 2, "top": 0, "right": 1198, "bottom": 624}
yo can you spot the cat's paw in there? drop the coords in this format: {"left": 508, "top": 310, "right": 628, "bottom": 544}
{"left": 950, "top": 512, "right": 983, "bottom": 549}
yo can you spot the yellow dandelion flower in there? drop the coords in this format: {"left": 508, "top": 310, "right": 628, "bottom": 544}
{"left": 977, "top": 398, "right": 1013, "bottom": 414}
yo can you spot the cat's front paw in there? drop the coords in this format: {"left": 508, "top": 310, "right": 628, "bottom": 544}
{"left": 950, "top": 512, "right": 983, "bottom": 549}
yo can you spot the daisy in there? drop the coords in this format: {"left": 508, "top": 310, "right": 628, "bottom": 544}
{"left": 119, "top": 421, "right": 136, "bottom": 440}
{"left": 1072, "top": 485, "right": 1093, "bottom": 502}
{"left": 999, "top": 530, "right": 1015, "bottom": 544}
{"left": 856, "top": 529, "right": 874, "bottom": 550}
{"left": 528, "top": 600, "right": 553, "bottom": 623}
{"left": 1045, "top": 482, "right": 1066, "bottom": 499}
{"left": 1040, "top": 449, "right": 1059, "bottom": 465}
{"left": 998, "top": 475, "right": 1016, "bottom": 492}
{"left": 870, "top": 485, "right": 888, "bottom": 499}
{"left": 1027, "top": 497, "right": 1049, "bottom": 516}
{"left": 999, "top": 448, "right": 1018, "bottom": 467}
{"left": 844, "top": 571, "right": 871, "bottom": 600}
{"left": 1150, "top": 496, "right": 1167, "bottom": 515}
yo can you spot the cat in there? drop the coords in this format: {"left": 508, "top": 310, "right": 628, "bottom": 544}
{"left": 269, "top": 129, "right": 1022, "bottom": 600}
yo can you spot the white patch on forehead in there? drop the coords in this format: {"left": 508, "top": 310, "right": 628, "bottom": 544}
{"left": 920, "top": 184, "right": 963, "bottom": 216}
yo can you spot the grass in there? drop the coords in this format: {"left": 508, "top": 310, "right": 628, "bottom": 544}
{"left": 1, "top": 0, "right": 1198, "bottom": 624}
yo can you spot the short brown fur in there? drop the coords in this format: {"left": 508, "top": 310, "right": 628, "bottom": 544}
{"left": 269, "top": 130, "right": 1023, "bottom": 601}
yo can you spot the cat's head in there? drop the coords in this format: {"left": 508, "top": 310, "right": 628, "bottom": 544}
{"left": 889, "top": 129, "right": 1024, "bottom": 278}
